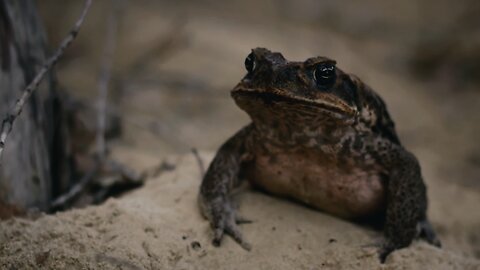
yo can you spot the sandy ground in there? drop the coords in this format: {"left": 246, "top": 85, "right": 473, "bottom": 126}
{"left": 1, "top": 0, "right": 479, "bottom": 269}
{"left": 1, "top": 151, "right": 479, "bottom": 270}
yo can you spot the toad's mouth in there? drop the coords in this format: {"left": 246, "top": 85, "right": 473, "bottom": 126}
{"left": 231, "top": 88, "right": 358, "bottom": 119}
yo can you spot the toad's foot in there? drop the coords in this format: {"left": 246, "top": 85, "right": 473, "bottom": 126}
{"left": 360, "top": 240, "right": 397, "bottom": 263}
{"left": 375, "top": 220, "right": 441, "bottom": 263}
{"left": 378, "top": 242, "right": 395, "bottom": 263}
{"left": 199, "top": 196, "right": 252, "bottom": 251}
{"left": 417, "top": 219, "right": 442, "bottom": 248}
{"left": 360, "top": 239, "right": 392, "bottom": 263}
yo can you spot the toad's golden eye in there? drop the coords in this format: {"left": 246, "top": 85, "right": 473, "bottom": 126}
{"left": 244, "top": 52, "right": 256, "bottom": 73}
{"left": 314, "top": 63, "right": 336, "bottom": 87}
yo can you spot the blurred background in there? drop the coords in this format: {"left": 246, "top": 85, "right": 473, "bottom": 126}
{"left": 38, "top": 0, "right": 480, "bottom": 184}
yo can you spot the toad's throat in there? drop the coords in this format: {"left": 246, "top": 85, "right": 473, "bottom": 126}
{"left": 231, "top": 88, "right": 357, "bottom": 119}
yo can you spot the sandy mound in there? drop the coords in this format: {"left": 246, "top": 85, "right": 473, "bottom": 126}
{"left": 1, "top": 151, "right": 479, "bottom": 270}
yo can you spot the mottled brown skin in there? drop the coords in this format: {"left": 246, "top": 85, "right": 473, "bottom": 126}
{"left": 199, "top": 48, "right": 441, "bottom": 262}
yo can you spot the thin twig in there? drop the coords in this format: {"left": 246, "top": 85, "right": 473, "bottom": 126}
{"left": 96, "top": 0, "right": 119, "bottom": 161}
{"left": 191, "top": 148, "right": 205, "bottom": 177}
{"left": 50, "top": 162, "right": 99, "bottom": 209}
{"left": 0, "top": 0, "right": 92, "bottom": 161}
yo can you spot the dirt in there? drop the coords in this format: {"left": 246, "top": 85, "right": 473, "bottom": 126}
{"left": 1, "top": 151, "right": 479, "bottom": 270}
{"left": 1, "top": 0, "right": 479, "bottom": 269}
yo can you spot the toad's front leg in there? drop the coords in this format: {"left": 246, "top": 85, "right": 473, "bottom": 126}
{"left": 380, "top": 146, "right": 441, "bottom": 262}
{"left": 198, "top": 125, "right": 253, "bottom": 250}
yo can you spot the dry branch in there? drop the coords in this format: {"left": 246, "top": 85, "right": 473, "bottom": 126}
{"left": 51, "top": 0, "right": 120, "bottom": 209}
{"left": 105, "top": 159, "right": 143, "bottom": 183}
{"left": 52, "top": 0, "right": 145, "bottom": 209}
{"left": 96, "top": 1, "right": 119, "bottom": 161}
{"left": 191, "top": 148, "right": 205, "bottom": 177}
{"left": 0, "top": 0, "right": 92, "bottom": 161}
{"left": 50, "top": 163, "right": 99, "bottom": 209}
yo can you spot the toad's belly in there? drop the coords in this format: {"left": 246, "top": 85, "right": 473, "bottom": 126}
{"left": 245, "top": 152, "right": 387, "bottom": 219}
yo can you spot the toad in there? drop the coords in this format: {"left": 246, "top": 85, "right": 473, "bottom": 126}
{"left": 198, "top": 48, "right": 441, "bottom": 262}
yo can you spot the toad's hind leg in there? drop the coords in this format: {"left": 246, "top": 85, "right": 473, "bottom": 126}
{"left": 198, "top": 125, "right": 253, "bottom": 250}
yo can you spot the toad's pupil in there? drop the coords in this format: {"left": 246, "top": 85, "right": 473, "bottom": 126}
{"left": 245, "top": 53, "right": 256, "bottom": 73}
{"left": 315, "top": 64, "right": 336, "bottom": 86}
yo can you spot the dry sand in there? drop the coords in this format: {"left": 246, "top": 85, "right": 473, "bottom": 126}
{"left": 1, "top": 151, "right": 479, "bottom": 270}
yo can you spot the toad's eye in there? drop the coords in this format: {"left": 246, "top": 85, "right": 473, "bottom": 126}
{"left": 314, "top": 63, "right": 336, "bottom": 87}
{"left": 245, "top": 52, "right": 256, "bottom": 73}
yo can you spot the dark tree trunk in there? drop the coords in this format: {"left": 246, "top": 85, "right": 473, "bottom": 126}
{"left": 0, "top": 0, "right": 71, "bottom": 211}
